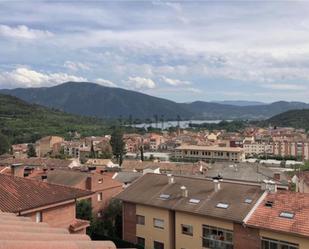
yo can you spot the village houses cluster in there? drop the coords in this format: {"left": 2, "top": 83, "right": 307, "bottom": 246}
{"left": 2, "top": 126, "right": 309, "bottom": 249}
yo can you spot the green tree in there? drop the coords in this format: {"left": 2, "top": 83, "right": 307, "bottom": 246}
{"left": 0, "top": 133, "right": 10, "bottom": 155}
{"left": 27, "top": 143, "right": 37, "bottom": 157}
{"left": 110, "top": 127, "right": 126, "bottom": 166}
{"left": 89, "top": 142, "right": 97, "bottom": 158}
{"left": 76, "top": 199, "right": 92, "bottom": 221}
{"left": 140, "top": 145, "right": 144, "bottom": 161}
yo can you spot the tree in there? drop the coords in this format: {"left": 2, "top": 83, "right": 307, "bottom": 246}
{"left": 0, "top": 133, "right": 10, "bottom": 155}
{"left": 76, "top": 199, "right": 92, "bottom": 221}
{"left": 89, "top": 142, "right": 97, "bottom": 158}
{"left": 140, "top": 145, "right": 144, "bottom": 161}
{"left": 110, "top": 127, "right": 126, "bottom": 166}
{"left": 27, "top": 143, "right": 37, "bottom": 157}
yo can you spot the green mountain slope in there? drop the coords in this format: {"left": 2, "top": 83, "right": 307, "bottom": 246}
{"left": 0, "top": 94, "right": 109, "bottom": 143}
{"left": 2, "top": 82, "right": 309, "bottom": 120}
{"left": 0, "top": 82, "right": 193, "bottom": 120}
{"left": 266, "top": 109, "right": 309, "bottom": 130}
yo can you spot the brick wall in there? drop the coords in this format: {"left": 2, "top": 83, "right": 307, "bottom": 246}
{"left": 233, "top": 223, "right": 261, "bottom": 249}
{"left": 122, "top": 201, "right": 136, "bottom": 244}
{"left": 25, "top": 202, "right": 76, "bottom": 230}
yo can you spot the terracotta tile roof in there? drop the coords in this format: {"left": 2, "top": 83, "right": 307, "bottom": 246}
{"left": 0, "top": 212, "right": 116, "bottom": 249}
{"left": 246, "top": 191, "right": 309, "bottom": 237}
{"left": 0, "top": 174, "right": 93, "bottom": 213}
{"left": 0, "top": 157, "right": 73, "bottom": 168}
{"left": 116, "top": 173, "right": 264, "bottom": 222}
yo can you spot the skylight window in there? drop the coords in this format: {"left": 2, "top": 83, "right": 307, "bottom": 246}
{"left": 216, "top": 203, "right": 229, "bottom": 209}
{"left": 244, "top": 198, "right": 253, "bottom": 204}
{"left": 189, "top": 198, "right": 200, "bottom": 204}
{"left": 279, "top": 212, "right": 294, "bottom": 219}
{"left": 159, "top": 194, "right": 170, "bottom": 200}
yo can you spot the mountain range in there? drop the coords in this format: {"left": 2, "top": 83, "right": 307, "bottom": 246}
{"left": 1, "top": 82, "right": 309, "bottom": 120}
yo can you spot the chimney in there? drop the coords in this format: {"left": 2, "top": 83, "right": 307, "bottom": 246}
{"left": 180, "top": 186, "right": 188, "bottom": 198}
{"left": 167, "top": 174, "right": 174, "bottom": 184}
{"left": 261, "top": 180, "right": 277, "bottom": 193}
{"left": 41, "top": 175, "right": 47, "bottom": 182}
{"left": 273, "top": 173, "right": 280, "bottom": 181}
{"left": 11, "top": 164, "right": 24, "bottom": 177}
{"left": 214, "top": 179, "right": 221, "bottom": 192}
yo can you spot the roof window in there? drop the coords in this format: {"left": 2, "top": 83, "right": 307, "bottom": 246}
{"left": 279, "top": 211, "right": 294, "bottom": 219}
{"left": 216, "top": 202, "right": 229, "bottom": 209}
{"left": 189, "top": 198, "right": 200, "bottom": 204}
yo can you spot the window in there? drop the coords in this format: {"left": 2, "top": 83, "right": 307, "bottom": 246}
{"left": 202, "top": 225, "right": 233, "bottom": 249}
{"left": 136, "top": 215, "right": 145, "bottom": 225}
{"left": 159, "top": 194, "right": 170, "bottom": 200}
{"left": 189, "top": 198, "right": 200, "bottom": 204}
{"left": 98, "top": 178, "right": 103, "bottom": 184}
{"left": 261, "top": 237, "right": 298, "bottom": 249}
{"left": 181, "top": 224, "right": 193, "bottom": 236}
{"left": 244, "top": 198, "right": 253, "bottom": 204}
{"left": 137, "top": 237, "right": 145, "bottom": 247}
{"left": 35, "top": 211, "right": 42, "bottom": 223}
{"left": 279, "top": 211, "right": 294, "bottom": 219}
{"left": 154, "top": 241, "right": 164, "bottom": 249}
{"left": 153, "top": 218, "right": 164, "bottom": 229}
{"left": 97, "top": 192, "right": 103, "bottom": 202}
{"left": 216, "top": 203, "right": 229, "bottom": 209}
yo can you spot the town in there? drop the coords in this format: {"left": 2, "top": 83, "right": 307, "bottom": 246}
{"left": 1, "top": 1, "right": 309, "bottom": 249}
{"left": 1, "top": 123, "right": 309, "bottom": 249}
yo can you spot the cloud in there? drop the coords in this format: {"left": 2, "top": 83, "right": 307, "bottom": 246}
{"left": 63, "top": 61, "right": 90, "bottom": 71}
{"left": 0, "top": 67, "right": 86, "bottom": 88}
{"left": 0, "top": 24, "right": 53, "bottom": 40}
{"left": 261, "top": 83, "right": 307, "bottom": 91}
{"left": 161, "top": 76, "right": 191, "bottom": 86}
{"left": 126, "top": 76, "right": 156, "bottom": 89}
{"left": 94, "top": 78, "right": 117, "bottom": 87}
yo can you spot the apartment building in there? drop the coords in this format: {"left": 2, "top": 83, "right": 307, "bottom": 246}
{"left": 273, "top": 141, "right": 309, "bottom": 160}
{"left": 243, "top": 141, "right": 273, "bottom": 156}
{"left": 175, "top": 145, "right": 245, "bottom": 162}
{"left": 117, "top": 173, "right": 309, "bottom": 249}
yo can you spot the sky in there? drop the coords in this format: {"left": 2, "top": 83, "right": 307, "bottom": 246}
{"left": 1, "top": 0, "right": 309, "bottom": 103}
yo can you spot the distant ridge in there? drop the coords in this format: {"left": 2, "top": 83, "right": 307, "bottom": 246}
{"left": 1, "top": 82, "right": 309, "bottom": 120}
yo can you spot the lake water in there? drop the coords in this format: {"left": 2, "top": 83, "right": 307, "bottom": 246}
{"left": 132, "top": 120, "right": 222, "bottom": 129}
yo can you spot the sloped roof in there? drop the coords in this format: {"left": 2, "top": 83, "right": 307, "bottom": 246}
{"left": 0, "top": 212, "right": 116, "bottom": 249}
{"left": 0, "top": 174, "right": 93, "bottom": 213}
{"left": 246, "top": 191, "right": 309, "bottom": 237}
{"left": 116, "top": 173, "right": 264, "bottom": 222}
{"left": 0, "top": 157, "right": 73, "bottom": 168}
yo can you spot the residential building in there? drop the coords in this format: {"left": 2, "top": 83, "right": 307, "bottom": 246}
{"left": 273, "top": 140, "right": 309, "bottom": 160}
{"left": 243, "top": 141, "right": 273, "bottom": 156}
{"left": 35, "top": 136, "right": 64, "bottom": 157}
{"left": 175, "top": 145, "right": 245, "bottom": 162}
{"left": 45, "top": 168, "right": 123, "bottom": 217}
{"left": 0, "top": 173, "right": 92, "bottom": 234}
{"left": 117, "top": 173, "right": 309, "bottom": 249}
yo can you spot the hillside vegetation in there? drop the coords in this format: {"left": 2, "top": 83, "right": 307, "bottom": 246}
{"left": 2, "top": 82, "right": 309, "bottom": 120}
{"left": 0, "top": 94, "right": 110, "bottom": 143}
{"left": 266, "top": 109, "right": 309, "bottom": 130}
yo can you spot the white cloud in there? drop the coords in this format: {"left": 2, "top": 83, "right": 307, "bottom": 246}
{"left": 161, "top": 76, "right": 191, "bottom": 86}
{"left": 63, "top": 61, "right": 90, "bottom": 71}
{"left": 0, "top": 24, "right": 53, "bottom": 40}
{"left": 0, "top": 67, "right": 86, "bottom": 88}
{"left": 94, "top": 78, "right": 117, "bottom": 87}
{"left": 126, "top": 76, "right": 156, "bottom": 89}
